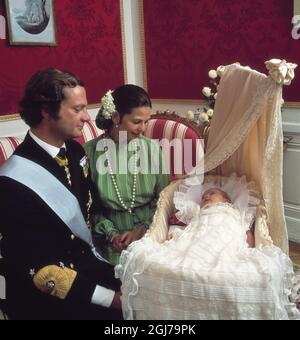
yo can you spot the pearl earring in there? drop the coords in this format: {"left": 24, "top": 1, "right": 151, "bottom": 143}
{"left": 115, "top": 124, "right": 119, "bottom": 129}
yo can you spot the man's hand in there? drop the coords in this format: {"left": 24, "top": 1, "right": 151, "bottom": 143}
{"left": 111, "top": 291, "right": 122, "bottom": 310}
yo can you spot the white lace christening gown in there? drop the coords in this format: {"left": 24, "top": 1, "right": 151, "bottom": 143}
{"left": 116, "top": 203, "right": 300, "bottom": 320}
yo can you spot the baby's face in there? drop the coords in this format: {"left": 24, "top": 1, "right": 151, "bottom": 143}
{"left": 200, "top": 188, "right": 230, "bottom": 208}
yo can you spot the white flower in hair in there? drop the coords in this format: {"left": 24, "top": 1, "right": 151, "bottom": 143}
{"left": 101, "top": 90, "right": 116, "bottom": 119}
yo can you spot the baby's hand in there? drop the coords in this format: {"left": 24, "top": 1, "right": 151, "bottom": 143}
{"left": 169, "top": 209, "right": 187, "bottom": 227}
{"left": 166, "top": 233, "right": 173, "bottom": 241}
{"left": 169, "top": 214, "right": 177, "bottom": 225}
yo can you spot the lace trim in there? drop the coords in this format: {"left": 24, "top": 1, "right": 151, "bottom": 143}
{"left": 115, "top": 237, "right": 158, "bottom": 319}
{"left": 261, "top": 90, "right": 288, "bottom": 252}
{"left": 116, "top": 235, "right": 300, "bottom": 319}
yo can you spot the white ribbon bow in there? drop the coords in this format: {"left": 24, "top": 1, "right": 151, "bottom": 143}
{"left": 265, "top": 59, "right": 297, "bottom": 86}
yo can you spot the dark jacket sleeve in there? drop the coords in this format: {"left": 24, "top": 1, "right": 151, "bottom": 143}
{"left": 0, "top": 175, "right": 101, "bottom": 307}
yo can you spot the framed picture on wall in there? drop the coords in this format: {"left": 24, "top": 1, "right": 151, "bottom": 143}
{"left": 5, "top": 0, "right": 57, "bottom": 46}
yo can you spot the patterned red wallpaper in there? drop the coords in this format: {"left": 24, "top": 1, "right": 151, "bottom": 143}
{"left": 0, "top": 0, "right": 124, "bottom": 116}
{"left": 143, "top": 0, "right": 300, "bottom": 102}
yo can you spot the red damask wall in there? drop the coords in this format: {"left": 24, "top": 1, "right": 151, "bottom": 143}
{"left": 143, "top": 0, "right": 300, "bottom": 102}
{"left": 0, "top": 0, "right": 124, "bottom": 116}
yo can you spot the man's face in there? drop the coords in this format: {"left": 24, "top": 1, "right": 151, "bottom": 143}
{"left": 200, "top": 188, "right": 228, "bottom": 208}
{"left": 49, "top": 86, "right": 90, "bottom": 141}
{"left": 117, "top": 106, "right": 151, "bottom": 142}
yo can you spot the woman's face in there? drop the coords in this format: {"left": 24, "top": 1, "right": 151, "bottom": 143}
{"left": 118, "top": 106, "right": 152, "bottom": 141}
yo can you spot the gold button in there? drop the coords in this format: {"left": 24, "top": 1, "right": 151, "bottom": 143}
{"left": 70, "top": 263, "right": 74, "bottom": 269}
{"left": 71, "top": 234, "right": 75, "bottom": 240}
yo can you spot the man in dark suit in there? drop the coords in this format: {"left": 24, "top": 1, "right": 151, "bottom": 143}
{"left": 0, "top": 68, "right": 122, "bottom": 320}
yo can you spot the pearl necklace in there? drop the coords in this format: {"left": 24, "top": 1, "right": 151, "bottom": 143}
{"left": 103, "top": 137, "right": 138, "bottom": 214}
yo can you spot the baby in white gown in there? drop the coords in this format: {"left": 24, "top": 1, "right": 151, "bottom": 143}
{"left": 168, "top": 187, "right": 255, "bottom": 247}
{"left": 116, "top": 175, "right": 300, "bottom": 320}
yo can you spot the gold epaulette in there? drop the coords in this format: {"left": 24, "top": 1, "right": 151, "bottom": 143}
{"left": 33, "top": 265, "right": 77, "bottom": 300}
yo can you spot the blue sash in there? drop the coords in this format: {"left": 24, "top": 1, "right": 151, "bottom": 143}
{"left": 0, "top": 155, "right": 108, "bottom": 263}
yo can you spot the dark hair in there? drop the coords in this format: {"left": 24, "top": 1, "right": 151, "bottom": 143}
{"left": 20, "top": 68, "right": 85, "bottom": 127}
{"left": 96, "top": 84, "right": 152, "bottom": 130}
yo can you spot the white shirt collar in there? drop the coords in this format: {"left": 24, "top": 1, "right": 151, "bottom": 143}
{"left": 29, "top": 130, "right": 66, "bottom": 158}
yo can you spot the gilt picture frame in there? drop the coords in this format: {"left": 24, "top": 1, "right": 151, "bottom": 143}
{"left": 5, "top": 0, "right": 57, "bottom": 46}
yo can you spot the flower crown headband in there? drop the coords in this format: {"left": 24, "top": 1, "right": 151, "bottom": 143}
{"left": 100, "top": 90, "right": 116, "bottom": 119}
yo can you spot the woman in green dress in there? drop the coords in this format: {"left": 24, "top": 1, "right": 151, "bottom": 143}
{"left": 84, "top": 85, "right": 170, "bottom": 265}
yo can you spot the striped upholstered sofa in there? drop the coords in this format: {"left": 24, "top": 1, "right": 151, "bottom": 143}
{"left": 0, "top": 120, "right": 104, "bottom": 167}
{"left": 0, "top": 112, "right": 208, "bottom": 176}
{"left": 144, "top": 111, "right": 208, "bottom": 179}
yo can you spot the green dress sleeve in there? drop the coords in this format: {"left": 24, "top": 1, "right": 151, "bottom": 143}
{"left": 92, "top": 211, "right": 118, "bottom": 238}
